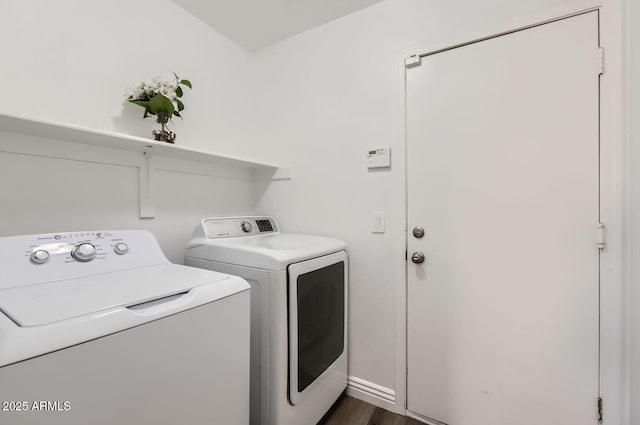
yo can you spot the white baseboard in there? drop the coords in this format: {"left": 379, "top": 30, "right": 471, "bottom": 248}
{"left": 406, "top": 410, "right": 445, "bottom": 425}
{"left": 346, "top": 376, "right": 402, "bottom": 414}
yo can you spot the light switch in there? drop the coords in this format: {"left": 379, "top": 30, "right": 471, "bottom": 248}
{"left": 372, "top": 212, "right": 385, "bottom": 233}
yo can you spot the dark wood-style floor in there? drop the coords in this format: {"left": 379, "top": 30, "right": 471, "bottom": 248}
{"left": 318, "top": 395, "right": 424, "bottom": 425}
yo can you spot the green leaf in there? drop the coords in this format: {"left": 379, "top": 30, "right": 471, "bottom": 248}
{"left": 176, "top": 86, "right": 183, "bottom": 98}
{"left": 128, "top": 99, "right": 149, "bottom": 108}
{"left": 130, "top": 99, "right": 152, "bottom": 119}
{"left": 156, "top": 114, "right": 171, "bottom": 125}
{"left": 179, "top": 79, "right": 192, "bottom": 89}
{"left": 147, "top": 94, "right": 175, "bottom": 115}
{"left": 176, "top": 99, "right": 185, "bottom": 112}
{"left": 173, "top": 111, "right": 182, "bottom": 118}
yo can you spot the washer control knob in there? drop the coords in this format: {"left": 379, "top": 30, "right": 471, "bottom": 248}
{"left": 114, "top": 243, "right": 129, "bottom": 255}
{"left": 240, "top": 221, "right": 253, "bottom": 233}
{"left": 30, "top": 250, "right": 50, "bottom": 264}
{"left": 72, "top": 243, "right": 97, "bottom": 262}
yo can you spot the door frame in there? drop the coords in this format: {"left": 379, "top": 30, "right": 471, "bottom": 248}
{"left": 392, "top": 1, "right": 626, "bottom": 423}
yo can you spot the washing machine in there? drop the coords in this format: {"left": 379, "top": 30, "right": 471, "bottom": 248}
{"left": 0, "top": 230, "right": 250, "bottom": 425}
{"left": 184, "top": 216, "right": 348, "bottom": 425}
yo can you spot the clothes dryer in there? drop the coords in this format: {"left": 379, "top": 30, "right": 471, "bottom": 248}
{"left": 185, "top": 217, "right": 348, "bottom": 425}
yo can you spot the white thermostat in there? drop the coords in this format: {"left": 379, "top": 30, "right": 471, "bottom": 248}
{"left": 366, "top": 147, "right": 391, "bottom": 169}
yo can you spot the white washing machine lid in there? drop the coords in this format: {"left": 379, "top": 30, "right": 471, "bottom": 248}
{"left": 0, "top": 264, "right": 250, "bottom": 367}
{"left": 0, "top": 264, "right": 235, "bottom": 327}
{"left": 185, "top": 233, "right": 347, "bottom": 271}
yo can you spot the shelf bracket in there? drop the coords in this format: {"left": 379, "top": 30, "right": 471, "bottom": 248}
{"left": 139, "top": 153, "right": 156, "bottom": 218}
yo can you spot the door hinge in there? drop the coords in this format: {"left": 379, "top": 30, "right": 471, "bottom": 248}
{"left": 597, "top": 397, "right": 603, "bottom": 423}
{"left": 405, "top": 55, "right": 422, "bottom": 68}
{"left": 598, "top": 47, "right": 605, "bottom": 75}
{"left": 596, "top": 222, "right": 606, "bottom": 249}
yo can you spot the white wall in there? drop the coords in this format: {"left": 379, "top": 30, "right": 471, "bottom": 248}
{"left": 0, "top": 0, "right": 261, "bottom": 262}
{"left": 0, "top": 0, "right": 258, "bottom": 157}
{"left": 627, "top": 0, "right": 639, "bottom": 421}
{"left": 250, "top": 0, "right": 624, "bottom": 413}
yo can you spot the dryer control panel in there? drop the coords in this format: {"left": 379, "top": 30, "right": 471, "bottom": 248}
{"left": 202, "top": 217, "right": 279, "bottom": 239}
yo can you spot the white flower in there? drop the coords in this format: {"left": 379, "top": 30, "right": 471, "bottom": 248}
{"left": 128, "top": 73, "right": 190, "bottom": 120}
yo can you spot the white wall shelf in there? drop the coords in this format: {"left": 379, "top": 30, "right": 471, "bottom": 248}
{"left": 0, "top": 113, "right": 290, "bottom": 219}
{"left": 0, "top": 113, "right": 280, "bottom": 171}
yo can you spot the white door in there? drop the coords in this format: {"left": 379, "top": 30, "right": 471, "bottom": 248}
{"left": 406, "top": 12, "right": 600, "bottom": 425}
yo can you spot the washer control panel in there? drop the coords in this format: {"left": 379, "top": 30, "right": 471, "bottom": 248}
{"left": 22, "top": 232, "right": 131, "bottom": 265}
{"left": 0, "top": 230, "right": 167, "bottom": 290}
{"left": 203, "top": 217, "right": 279, "bottom": 239}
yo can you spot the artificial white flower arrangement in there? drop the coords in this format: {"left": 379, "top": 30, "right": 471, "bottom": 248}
{"left": 128, "top": 73, "right": 192, "bottom": 143}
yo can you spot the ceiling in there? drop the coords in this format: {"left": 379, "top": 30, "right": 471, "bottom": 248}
{"left": 171, "top": 0, "right": 386, "bottom": 51}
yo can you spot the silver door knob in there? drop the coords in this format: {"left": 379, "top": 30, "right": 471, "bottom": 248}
{"left": 412, "top": 226, "right": 425, "bottom": 238}
{"left": 411, "top": 251, "right": 425, "bottom": 264}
